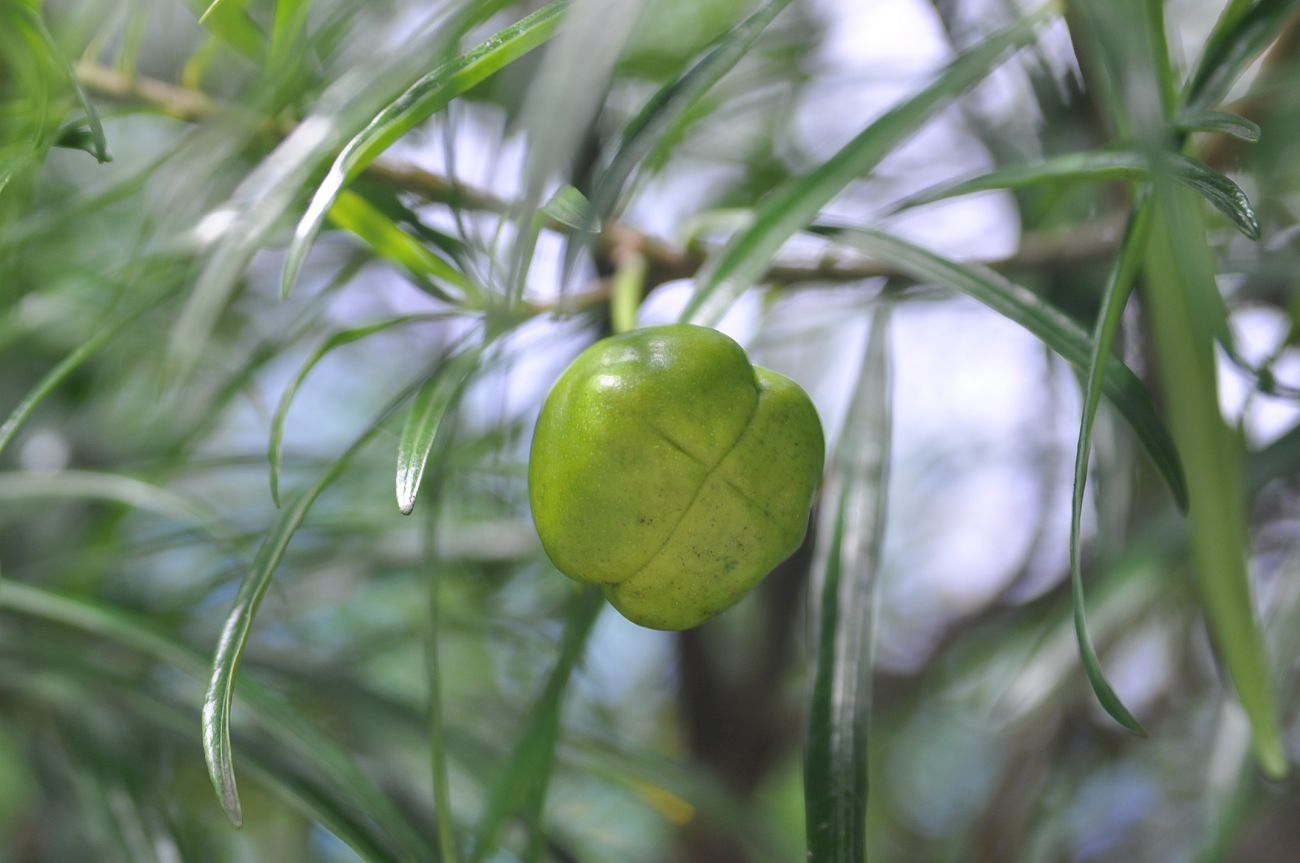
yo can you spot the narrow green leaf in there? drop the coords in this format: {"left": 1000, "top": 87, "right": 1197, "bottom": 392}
{"left": 1168, "top": 152, "right": 1260, "bottom": 240}
{"left": 270, "top": 0, "right": 312, "bottom": 67}
{"left": 891, "top": 149, "right": 1259, "bottom": 239}
{"left": 1142, "top": 0, "right": 1178, "bottom": 119}
{"left": 680, "top": 4, "right": 1054, "bottom": 325}
{"left": 116, "top": 6, "right": 151, "bottom": 80}
{"left": 0, "top": 318, "right": 126, "bottom": 458}
{"left": 1143, "top": 183, "right": 1287, "bottom": 778}
{"left": 282, "top": 0, "right": 570, "bottom": 299}
{"left": 0, "top": 470, "right": 225, "bottom": 540}
{"left": 204, "top": 456, "right": 357, "bottom": 826}
{"left": 186, "top": 0, "right": 263, "bottom": 58}
{"left": 12, "top": 4, "right": 110, "bottom": 163}
{"left": 890, "top": 151, "right": 1147, "bottom": 213}
{"left": 1175, "top": 108, "right": 1262, "bottom": 142}
{"left": 1185, "top": 0, "right": 1300, "bottom": 109}
{"left": 269, "top": 312, "right": 452, "bottom": 507}
{"left": 469, "top": 588, "right": 602, "bottom": 863}
{"left": 181, "top": 33, "right": 223, "bottom": 89}
{"left": 198, "top": 0, "right": 237, "bottom": 25}
{"left": 327, "top": 189, "right": 474, "bottom": 301}
{"left": 204, "top": 366, "right": 446, "bottom": 832}
{"left": 816, "top": 225, "right": 1189, "bottom": 511}
{"left": 1211, "top": 0, "right": 1258, "bottom": 37}
{"left": 1069, "top": 200, "right": 1153, "bottom": 737}
{"left": 396, "top": 348, "right": 480, "bottom": 515}
{"left": 52, "top": 123, "right": 102, "bottom": 158}
{"left": 586, "top": 0, "right": 791, "bottom": 226}
{"left": 805, "top": 305, "right": 892, "bottom": 863}
{"left": 540, "top": 184, "right": 594, "bottom": 231}
{"left": 55, "top": 54, "right": 108, "bottom": 165}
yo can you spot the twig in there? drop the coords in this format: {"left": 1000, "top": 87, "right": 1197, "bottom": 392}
{"left": 75, "top": 61, "right": 216, "bottom": 121}
{"left": 74, "top": 62, "right": 1124, "bottom": 297}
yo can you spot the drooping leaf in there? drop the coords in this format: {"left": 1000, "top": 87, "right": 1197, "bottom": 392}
{"left": 204, "top": 452, "right": 364, "bottom": 827}
{"left": 204, "top": 365, "right": 447, "bottom": 831}
{"left": 1143, "top": 182, "right": 1287, "bottom": 779}
{"left": 680, "top": 3, "right": 1054, "bottom": 325}
{"left": 805, "top": 305, "right": 892, "bottom": 862}
{"left": 1068, "top": 200, "right": 1153, "bottom": 737}
{"left": 52, "top": 123, "right": 103, "bottom": 159}
{"left": 10, "top": 3, "right": 110, "bottom": 163}
{"left": 268, "top": 312, "right": 453, "bottom": 507}
{"left": 1175, "top": 108, "right": 1262, "bottom": 142}
{"left": 815, "top": 225, "right": 1188, "bottom": 511}
{"left": 396, "top": 347, "right": 481, "bottom": 515}
{"left": 890, "top": 149, "right": 1259, "bottom": 239}
{"left": 1167, "top": 152, "right": 1259, "bottom": 239}
{"left": 890, "top": 151, "right": 1147, "bottom": 213}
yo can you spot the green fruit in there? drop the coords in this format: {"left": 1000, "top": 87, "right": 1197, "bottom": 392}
{"left": 528, "top": 323, "right": 824, "bottom": 630}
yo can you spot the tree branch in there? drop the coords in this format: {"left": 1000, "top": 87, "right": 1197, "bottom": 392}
{"left": 75, "top": 62, "right": 1124, "bottom": 300}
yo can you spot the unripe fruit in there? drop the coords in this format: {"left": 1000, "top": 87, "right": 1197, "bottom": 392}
{"left": 528, "top": 324, "right": 824, "bottom": 630}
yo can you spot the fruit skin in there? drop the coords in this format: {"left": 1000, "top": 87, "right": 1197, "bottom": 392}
{"left": 528, "top": 323, "right": 824, "bottom": 630}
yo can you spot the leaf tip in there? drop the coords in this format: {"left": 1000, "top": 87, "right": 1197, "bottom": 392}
{"left": 1255, "top": 737, "right": 1289, "bottom": 781}
{"left": 279, "top": 266, "right": 298, "bottom": 301}
{"left": 1123, "top": 716, "right": 1149, "bottom": 739}
{"left": 1097, "top": 690, "right": 1148, "bottom": 738}
{"left": 280, "top": 227, "right": 313, "bottom": 300}
{"left": 221, "top": 797, "right": 245, "bottom": 828}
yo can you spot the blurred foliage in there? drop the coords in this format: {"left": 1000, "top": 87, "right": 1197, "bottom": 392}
{"left": 2, "top": 0, "right": 1300, "bottom": 861}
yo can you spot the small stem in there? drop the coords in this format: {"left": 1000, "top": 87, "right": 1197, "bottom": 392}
{"left": 610, "top": 230, "right": 646, "bottom": 334}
